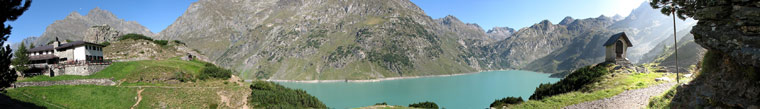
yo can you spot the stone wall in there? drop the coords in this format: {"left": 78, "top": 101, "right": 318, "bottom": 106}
{"left": 54, "top": 65, "right": 109, "bottom": 76}
{"left": 672, "top": 0, "right": 760, "bottom": 108}
{"left": 13, "top": 79, "right": 116, "bottom": 88}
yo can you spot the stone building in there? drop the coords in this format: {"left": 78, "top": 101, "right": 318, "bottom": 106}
{"left": 603, "top": 32, "right": 633, "bottom": 64}
{"left": 25, "top": 38, "right": 109, "bottom": 76}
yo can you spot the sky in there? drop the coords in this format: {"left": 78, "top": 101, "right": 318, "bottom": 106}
{"left": 410, "top": 0, "right": 646, "bottom": 30}
{"left": 5, "top": 0, "right": 645, "bottom": 43}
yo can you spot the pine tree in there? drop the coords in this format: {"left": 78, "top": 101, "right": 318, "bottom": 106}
{"left": 12, "top": 42, "right": 29, "bottom": 72}
{"left": 1, "top": 0, "right": 32, "bottom": 90}
{"left": 29, "top": 43, "right": 34, "bottom": 49}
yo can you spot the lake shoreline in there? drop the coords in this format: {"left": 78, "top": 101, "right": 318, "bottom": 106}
{"left": 267, "top": 69, "right": 533, "bottom": 83}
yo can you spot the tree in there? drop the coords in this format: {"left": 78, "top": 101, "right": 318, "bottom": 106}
{"left": 408, "top": 101, "right": 438, "bottom": 109}
{"left": 650, "top": 0, "right": 702, "bottom": 83}
{"left": 649, "top": 0, "right": 704, "bottom": 20}
{"left": 29, "top": 43, "right": 34, "bottom": 48}
{"left": 1, "top": 0, "right": 32, "bottom": 90}
{"left": 12, "top": 42, "right": 29, "bottom": 72}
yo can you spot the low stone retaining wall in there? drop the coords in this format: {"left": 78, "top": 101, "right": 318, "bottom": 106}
{"left": 13, "top": 79, "right": 116, "bottom": 88}
{"left": 55, "top": 65, "right": 109, "bottom": 76}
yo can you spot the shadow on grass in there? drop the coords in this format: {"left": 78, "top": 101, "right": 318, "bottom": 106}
{"left": 0, "top": 93, "right": 45, "bottom": 109}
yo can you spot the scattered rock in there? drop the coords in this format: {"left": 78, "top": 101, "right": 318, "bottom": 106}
{"left": 655, "top": 77, "right": 672, "bottom": 82}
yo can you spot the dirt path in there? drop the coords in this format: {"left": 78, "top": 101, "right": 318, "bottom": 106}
{"left": 130, "top": 89, "right": 145, "bottom": 109}
{"left": 564, "top": 82, "right": 676, "bottom": 109}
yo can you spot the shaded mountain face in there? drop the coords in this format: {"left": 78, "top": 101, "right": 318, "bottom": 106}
{"left": 158, "top": 0, "right": 484, "bottom": 80}
{"left": 32, "top": 8, "right": 154, "bottom": 46}
{"left": 638, "top": 24, "right": 706, "bottom": 72}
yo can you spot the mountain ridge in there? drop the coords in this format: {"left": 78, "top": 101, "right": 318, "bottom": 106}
{"left": 31, "top": 7, "right": 154, "bottom": 46}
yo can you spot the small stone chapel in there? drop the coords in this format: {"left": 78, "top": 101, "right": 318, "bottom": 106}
{"left": 603, "top": 32, "right": 633, "bottom": 64}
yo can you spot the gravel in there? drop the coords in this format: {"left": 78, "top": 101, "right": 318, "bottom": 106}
{"left": 563, "top": 82, "right": 677, "bottom": 109}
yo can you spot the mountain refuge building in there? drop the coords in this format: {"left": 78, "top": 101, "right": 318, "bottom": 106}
{"left": 603, "top": 32, "right": 633, "bottom": 64}
{"left": 24, "top": 38, "right": 109, "bottom": 76}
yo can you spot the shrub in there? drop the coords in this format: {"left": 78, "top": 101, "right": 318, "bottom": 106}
{"left": 100, "top": 42, "right": 110, "bottom": 46}
{"left": 118, "top": 33, "right": 153, "bottom": 41}
{"left": 408, "top": 101, "right": 438, "bottom": 109}
{"left": 490, "top": 96, "right": 524, "bottom": 107}
{"left": 529, "top": 63, "right": 612, "bottom": 100}
{"left": 198, "top": 63, "right": 232, "bottom": 80}
{"left": 248, "top": 81, "right": 326, "bottom": 108}
{"left": 174, "top": 72, "right": 194, "bottom": 82}
{"left": 375, "top": 102, "right": 388, "bottom": 105}
{"left": 153, "top": 40, "right": 168, "bottom": 46}
{"left": 172, "top": 40, "right": 186, "bottom": 45}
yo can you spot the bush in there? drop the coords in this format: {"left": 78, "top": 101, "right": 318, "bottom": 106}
{"left": 153, "top": 40, "right": 168, "bottom": 46}
{"left": 197, "top": 63, "right": 232, "bottom": 80}
{"left": 100, "top": 42, "right": 110, "bottom": 46}
{"left": 248, "top": 81, "right": 327, "bottom": 108}
{"left": 118, "top": 33, "right": 153, "bottom": 41}
{"left": 529, "top": 63, "right": 612, "bottom": 100}
{"left": 174, "top": 72, "right": 194, "bottom": 82}
{"left": 375, "top": 102, "right": 388, "bottom": 105}
{"left": 172, "top": 40, "right": 186, "bottom": 45}
{"left": 490, "top": 96, "right": 524, "bottom": 107}
{"left": 408, "top": 101, "right": 438, "bottom": 109}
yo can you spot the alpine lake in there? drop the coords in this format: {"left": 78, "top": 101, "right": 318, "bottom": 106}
{"left": 277, "top": 70, "right": 561, "bottom": 109}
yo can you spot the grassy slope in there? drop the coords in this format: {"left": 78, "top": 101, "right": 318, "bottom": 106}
{"left": 18, "top": 58, "right": 206, "bottom": 82}
{"left": 5, "top": 59, "right": 254, "bottom": 108}
{"left": 507, "top": 65, "right": 676, "bottom": 108}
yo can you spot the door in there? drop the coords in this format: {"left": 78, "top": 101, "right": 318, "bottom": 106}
{"left": 615, "top": 40, "right": 624, "bottom": 59}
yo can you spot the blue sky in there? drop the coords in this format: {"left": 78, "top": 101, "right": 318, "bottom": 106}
{"left": 410, "top": 0, "right": 646, "bottom": 29}
{"left": 6, "top": 0, "right": 644, "bottom": 43}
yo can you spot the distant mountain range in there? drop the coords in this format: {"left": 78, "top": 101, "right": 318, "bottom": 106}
{"left": 23, "top": 0, "right": 699, "bottom": 80}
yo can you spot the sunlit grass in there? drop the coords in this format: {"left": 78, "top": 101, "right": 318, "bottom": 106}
{"left": 507, "top": 72, "right": 675, "bottom": 108}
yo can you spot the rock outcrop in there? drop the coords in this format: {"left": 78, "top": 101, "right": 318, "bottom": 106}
{"left": 83, "top": 25, "right": 122, "bottom": 43}
{"left": 670, "top": 0, "right": 760, "bottom": 108}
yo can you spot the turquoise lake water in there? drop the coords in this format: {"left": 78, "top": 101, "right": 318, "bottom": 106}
{"left": 277, "top": 70, "right": 561, "bottom": 109}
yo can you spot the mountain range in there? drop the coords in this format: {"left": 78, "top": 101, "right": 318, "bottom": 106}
{"left": 21, "top": 0, "right": 700, "bottom": 80}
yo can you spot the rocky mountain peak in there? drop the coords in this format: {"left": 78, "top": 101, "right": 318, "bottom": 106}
{"left": 86, "top": 7, "right": 118, "bottom": 20}
{"left": 559, "top": 16, "right": 575, "bottom": 25}
{"left": 440, "top": 15, "right": 462, "bottom": 25}
{"left": 530, "top": 20, "right": 554, "bottom": 31}
{"left": 486, "top": 27, "right": 516, "bottom": 40}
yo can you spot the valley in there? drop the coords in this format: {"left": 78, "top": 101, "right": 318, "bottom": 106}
{"left": 1, "top": 0, "right": 757, "bottom": 108}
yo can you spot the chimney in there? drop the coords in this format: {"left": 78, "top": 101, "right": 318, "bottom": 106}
{"left": 53, "top": 37, "right": 60, "bottom": 53}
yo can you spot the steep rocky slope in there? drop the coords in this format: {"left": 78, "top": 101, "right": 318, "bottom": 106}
{"left": 32, "top": 8, "right": 154, "bottom": 46}
{"left": 104, "top": 39, "right": 209, "bottom": 62}
{"left": 158, "top": 0, "right": 483, "bottom": 80}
